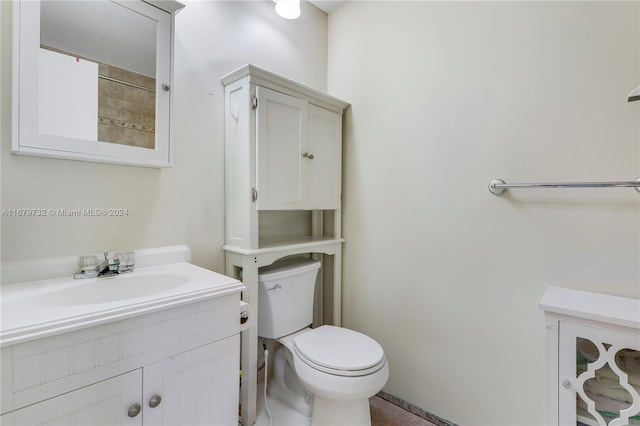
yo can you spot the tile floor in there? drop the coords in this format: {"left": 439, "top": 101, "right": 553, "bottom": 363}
{"left": 369, "top": 396, "right": 437, "bottom": 426}
{"left": 370, "top": 395, "right": 438, "bottom": 426}
{"left": 254, "top": 388, "right": 442, "bottom": 426}
{"left": 253, "top": 364, "right": 449, "bottom": 426}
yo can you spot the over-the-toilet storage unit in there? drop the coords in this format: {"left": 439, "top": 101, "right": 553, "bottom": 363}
{"left": 221, "top": 65, "right": 349, "bottom": 426}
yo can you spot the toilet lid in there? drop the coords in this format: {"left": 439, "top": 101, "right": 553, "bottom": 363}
{"left": 293, "top": 326, "right": 385, "bottom": 377}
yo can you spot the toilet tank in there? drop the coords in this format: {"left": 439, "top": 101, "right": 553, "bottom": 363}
{"left": 258, "top": 257, "right": 321, "bottom": 339}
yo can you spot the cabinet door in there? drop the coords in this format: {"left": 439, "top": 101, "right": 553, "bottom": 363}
{"left": 559, "top": 322, "right": 640, "bottom": 426}
{"left": 0, "top": 370, "right": 142, "bottom": 426}
{"left": 256, "top": 86, "right": 308, "bottom": 210}
{"left": 307, "top": 104, "right": 342, "bottom": 209}
{"left": 143, "top": 335, "right": 240, "bottom": 426}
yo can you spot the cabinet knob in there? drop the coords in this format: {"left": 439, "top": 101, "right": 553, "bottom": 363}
{"left": 127, "top": 403, "right": 142, "bottom": 418}
{"left": 302, "top": 152, "right": 314, "bottom": 160}
{"left": 562, "top": 379, "right": 573, "bottom": 390}
{"left": 240, "top": 310, "right": 250, "bottom": 325}
{"left": 162, "top": 83, "right": 170, "bottom": 91}
{"left": 149, "top": 394, "right": 162, "bottom": 408}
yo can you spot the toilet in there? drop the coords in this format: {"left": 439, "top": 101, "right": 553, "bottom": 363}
{"left": 258, "top": 257, "right": 389, "bottom": 426}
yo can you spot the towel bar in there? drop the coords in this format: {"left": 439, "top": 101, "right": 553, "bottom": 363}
{"left": 488, "top": 178, "right": 640, "bottom": 196}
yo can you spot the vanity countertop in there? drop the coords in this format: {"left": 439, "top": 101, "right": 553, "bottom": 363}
{"left": 1, "top": 262, "right": 244, "bottom": 347}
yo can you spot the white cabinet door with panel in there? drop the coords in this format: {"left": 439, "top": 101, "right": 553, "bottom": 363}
{"left": 256, "top": 86, "right": 308, "bottom": 210}
{"left": 307, "top": 104, "right": 342, "bottom": 209}
{"left": 143, "top": 336, "right": 240, "bottom": 426}
{"left": 0, "top": 370, "right": 142, "bottom": 426}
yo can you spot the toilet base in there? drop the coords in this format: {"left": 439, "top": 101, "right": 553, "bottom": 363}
{"left": 268, "top": 330, "right": 386, "bottom": 426}
{"left": 311, "top": 396, "right": 371, "bottom": 426}
{"left": 267, "top": 344, "right": 374, "bottom": 426}
{"left": 268, "top": 346, "right": 313, "bottom": 418}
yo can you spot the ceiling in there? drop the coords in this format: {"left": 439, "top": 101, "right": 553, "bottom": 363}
{"left": 307, "top": 0, "right": 347, "bottom": 14}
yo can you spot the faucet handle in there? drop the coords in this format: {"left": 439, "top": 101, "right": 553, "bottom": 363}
{"left": 113, "top": 251, "right": 135, "bottom": 273}
{"left": 74, "top": 255, "right": 99, "bottom": 279}
{"left": 78, "top": 255, "right": 98, "bottom": 273}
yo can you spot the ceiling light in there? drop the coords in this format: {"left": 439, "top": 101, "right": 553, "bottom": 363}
{"left": 275, "top": 0, "right": 300, "bottom": 19}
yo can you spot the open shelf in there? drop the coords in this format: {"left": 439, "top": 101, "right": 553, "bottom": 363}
{"left": 224, "top": 236, "right": 343, "bottom": 256}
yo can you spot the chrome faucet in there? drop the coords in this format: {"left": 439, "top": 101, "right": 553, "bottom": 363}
{"left": 97, "top": 252, "right": 120, "bottom": 277}
{"left": 73, "top": 251, "right": 135, "bottom": 279}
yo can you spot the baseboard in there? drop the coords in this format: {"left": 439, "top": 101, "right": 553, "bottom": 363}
{"left": 376, "top": 391, "right": 457, "bottom": 426}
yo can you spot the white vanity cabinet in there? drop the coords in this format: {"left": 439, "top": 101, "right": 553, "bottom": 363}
{"left": 540, "top": 286, "right": 640, "bottom": 426}
{"left": 1, "top": 269, "right": 245, "bottom": 426}
{"left": 2, "top": 336, "right": 239, "bottom": 426}
{"left": 221, "top": 64, "right": 349, "bottom": 426}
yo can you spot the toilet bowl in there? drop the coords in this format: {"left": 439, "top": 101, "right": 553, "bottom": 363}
{"left": 282, "top": 326, "right": 389, "bottom": 425}
{"left": 258, "top": 258, "right": 389, "bottom": 426}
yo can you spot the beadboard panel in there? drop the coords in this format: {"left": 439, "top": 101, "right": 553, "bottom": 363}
{"left": 1, "top": 294, "right": 239, "bottom": 414}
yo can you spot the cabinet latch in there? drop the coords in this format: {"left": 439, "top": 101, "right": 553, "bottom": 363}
{"left": 251, "top": 187, "right": 258, "bottom": 202}
{"left": 252, "top": 95, "right": 258, "bottom": 110}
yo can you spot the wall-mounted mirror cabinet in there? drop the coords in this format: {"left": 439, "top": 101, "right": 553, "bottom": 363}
{"left": 12, "top": 0, "right": 184, "bottom": 168}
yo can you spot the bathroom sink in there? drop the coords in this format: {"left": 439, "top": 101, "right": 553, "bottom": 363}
{"left": 1, "top": 254, "right": 245, "bottom": 347}
{"left": 44, "top": 274, "right": 190, "bottom": 305}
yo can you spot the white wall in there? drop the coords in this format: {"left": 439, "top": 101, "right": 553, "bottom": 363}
{"left": 0, "top": 0, "right": 328, "bottom": 270}
{"left": 328, "top": 2, "right": 639, "bottom": 425}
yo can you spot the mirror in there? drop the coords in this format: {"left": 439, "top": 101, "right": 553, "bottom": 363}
{"left": 12, "top": 0, "right": 184, "bottom": 167}
{"left": 40, "top": 1, "right": 157, "bottom": 149}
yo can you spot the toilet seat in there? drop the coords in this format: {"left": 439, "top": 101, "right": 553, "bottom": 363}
{"left": 293, "top": 326, "right": 386, "bottom": 377}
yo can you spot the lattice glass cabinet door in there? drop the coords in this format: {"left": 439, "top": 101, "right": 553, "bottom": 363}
{"left": 559, "top": 322, "right": 640, "bottom": 426}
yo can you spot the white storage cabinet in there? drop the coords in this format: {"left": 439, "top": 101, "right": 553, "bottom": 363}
{"left": 540, "top": 286, "right": 640, "bottom": 426}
